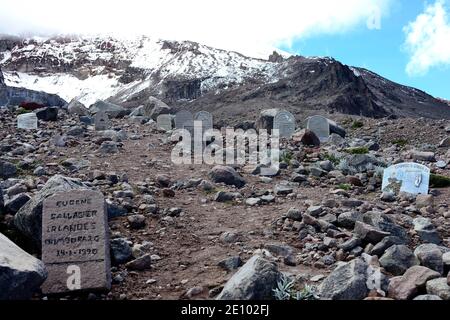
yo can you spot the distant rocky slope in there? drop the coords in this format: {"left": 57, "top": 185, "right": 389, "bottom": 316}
{"left": 1, "top": 35, "right": 449, "bottom": 120}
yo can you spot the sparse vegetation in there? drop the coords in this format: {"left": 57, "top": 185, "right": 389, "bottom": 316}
{"left": 337, "top": 183, "right": 352, "bottom": 191}
{"left": 430, "top": 174, "right": 450, "bottom": 188}
{"left": 344, "top": 147, "right": 369, "bottom": 155}
{"left": 324, "top": 153, "right": 341, "bottom": 166}
{"left": 351, "top": 120, "right": 364, "bottom": 129}
{"left": 273, "top": 274, "right": 319, "bottom": 301}
{"left": 393, "top": 138, "right": 408, "bottom": 148}
{"left": 16, "top": 108, "right": 31, "bottom": 115}
{"left": 280, "top": 151, "right": 293, "bottom": 165}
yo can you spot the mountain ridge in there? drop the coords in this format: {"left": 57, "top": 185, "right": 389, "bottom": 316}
{"left": 1, "top": 34, "right": 450, "bottom": 120}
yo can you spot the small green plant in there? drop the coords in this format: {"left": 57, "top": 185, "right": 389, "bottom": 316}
{"left": 337, "top": 183, "right": 351, "bottom": 191}
{"left": 273, "top": 274, "right": 319, "bottom": 301}
{"left": 292, "top": 284, "right": 319, "bottom": 301}
{"left": 351, "top": 120, "right": 364, "bottom": 129}
{"left": 393, "top": 138, "right": 408, "bottom": 148}
{"left": 324, "top": 153, "right": 341, "bottom": 166}
{"left": 280, "top": 151, "right": 293, "bottom": 165}
{"left": 430, "top": 174, "right": 450, "bottom": 188}
{"left": 16, "top": 107, "right": 31, "bottom": 115}
{"left": 344, "top": 147, "right": 369, "bottom": 155}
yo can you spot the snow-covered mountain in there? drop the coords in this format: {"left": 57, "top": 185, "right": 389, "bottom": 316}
{"left": 1, "top": 34, "right": 450, "bottom": 120}
{"left": 0, "top": 35, "right": 279, "bottom": 106}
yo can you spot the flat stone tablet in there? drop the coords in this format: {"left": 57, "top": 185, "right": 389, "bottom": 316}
{"left": 41, "top": 189, "right": 111, "bottom": 294}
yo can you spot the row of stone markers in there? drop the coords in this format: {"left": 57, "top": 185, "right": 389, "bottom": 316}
{"left": 155, "top": 110, "right": 214, "bottom": 132}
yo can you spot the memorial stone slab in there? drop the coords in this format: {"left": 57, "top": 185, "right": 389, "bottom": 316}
{"left": 17, "top": 113, "right": 38, "bottom": 130}
{"left": 307, "top": 115, "right": 330, "bottom": 142}
{"left": 94, "top": 112, "right": 110, "bottom": 131}
{"left": 41, "top": 189, "right": 111, "bottom": 294}
{"left": 382, "top": 163, "right": 430, "bottom": 195}
{"left": 156, "top": 114, "right": 173, "bottom": 131}
{"left": 175, "top": 110, "right": 193, "bottom": 129}
{"left": 273, "top": 111, "right": 296, "bottom": 138}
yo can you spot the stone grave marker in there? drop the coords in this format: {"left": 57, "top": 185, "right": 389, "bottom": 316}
{"left": 175, "top": 110, "right": 193, "bottom": 129}
{"left": 156, "top": 114, "right": 173, "bottom": 131}
{"left": 17, "top": 113, "right": 38, "bottom": 130}
{"left": 41, "top": 189, "right": 111, "bottom": 294}
{"left": 273, "top": 111, "right": 296, "bottom": 138}
{"left": 307, "top": 115, "right": 330, "bottom": 142}
{"left": 194, "top": 111, "right": 213, "bottom": 131}
{"left": 382, "top": 163, "right": 430, "bottom": 195}
{"left": 94, "top": 112, "right": 110, "bottom": 131}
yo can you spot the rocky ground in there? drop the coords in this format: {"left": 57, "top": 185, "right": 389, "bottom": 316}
{"left": 1, "top": 102, "right": 450, "bottom": 301}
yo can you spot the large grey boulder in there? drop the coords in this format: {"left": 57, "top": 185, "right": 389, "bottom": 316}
{"left": 14, "top": 175, "right": 87, "bottom": 245}
{"left": 354, "top": 221, "right": 390, "bottom": 244}
{"left": 414, "top": 244, "right": 447, "bottom": 275}
{"left": 413, "top": 218, "right": 441, "bottom": 245}
{"left": 0, "top": 232, "right": 47, "bottom": 300}
{"left": 89, "top": 100, "right": 130, "bottom": 118}
{"left": 67, "top": 99, "right": 90, "bottom": 116}
{"left": 0, "top": 160, "right": 17, "bottom": 179}
{"left": 216, "top": 255, "right": 281, "bottom": 300}
{"left": 363, "top": 212, "right": 409, "bottom": 242}
{"left": 328, "top": 119, "right": 347, "bottom": 138}
{"left": 319, "top": 258, "right": 369, "bottom": 300}
{"left": 143, "top": 97, "right": 171, "bottom": 120}
{"left": 426, "top": 278, "right": 450, "bottom": 300}
{"left": 209, "top": 166, "right": 246, "bottom": 188}
{"left": 380, "top": 245, "right": 419, "bottom": 276}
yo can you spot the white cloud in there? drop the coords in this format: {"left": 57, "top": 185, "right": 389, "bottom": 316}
{"left": 404, "top": 0, "right": 450, "bottom": 76}
{"left": 0, "top": 0, "right": 392, "bottom": 58}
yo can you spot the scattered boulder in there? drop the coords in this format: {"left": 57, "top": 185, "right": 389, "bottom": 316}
{"left": 319, "top": 258, "right": 369, "bottom": 300}
{"left": 0, "top": 160, "right": 17, "bottom": 179}
{"left": 218, "top": 256, "right": 242, "bottom": 271}
{"left": 414, "top": 244, "right": 445, "bottom": 274}
{"left": 439, "top": 137, "right": 450, "bottom": 148}
{"left": 370, "top": 236, "right": 407, "bottom": 257}
{"left": 293, "top": 129, "right": 320, "bottom": 147}
{"left": 216, "top": 255, "right": 281, "bottom": 300}
{"left": 90, "top": 100, "right": 130, "bottom": 118}
{"left": 34, "top": 107, "right": 58, "bottom": 121}
{"left": 14, "top": 175, "right": 87, "bottom": 245}
{"left": 67, "top": 99, "right": 90, "bottom": 116}
{"left": 354, "top": 221, "right": 390, "bottom": 244}
{"left": 426, "top": 278, "right": 450, "bottom": 300}
{"left": 126, "top": 254, "right": 152, "bottom": 271}
{"left": 110, "top": 238, "right": 133, "bottom": 265}
{"left": 337, "top": 211, "right": 363, "bottom": 229}
{"left": 410, "top": 150, "right": 436, "bottom": 162}
{"left": 388, "top": 266, "right": 440, "bottom": 300}
{"left": 209, "top": 166, "right": 246, "bottom": 188}
{"left": 5, "top": 193, "right": 31, "bottom": 215}
{"left": 413, "top": 218, "right": 441, "bottom": 244}
{"left": 143, "top": 96, "right": 171, "bottom": 120}
{"left": 380, "top": 245, "right": 419, "bottom": 276}
{"left": 0, "top": 232, "right": 47, "bottom": 300}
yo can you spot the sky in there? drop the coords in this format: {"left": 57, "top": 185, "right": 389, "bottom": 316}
{"left": 0, "top": 0, "right": 449, "bottom": 99}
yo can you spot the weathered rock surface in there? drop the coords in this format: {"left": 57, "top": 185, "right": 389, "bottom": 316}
{"left": 216, "top": 255, "right": 281, "bottom": 300}
{"left": 0, "top": 232, "right": 47, "bottom": 300}
{"left": 14, "top": 175, "right": 87, "bottom": 245}
{"left": 319, "top": 258, "right": 369, "bottom": 300}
